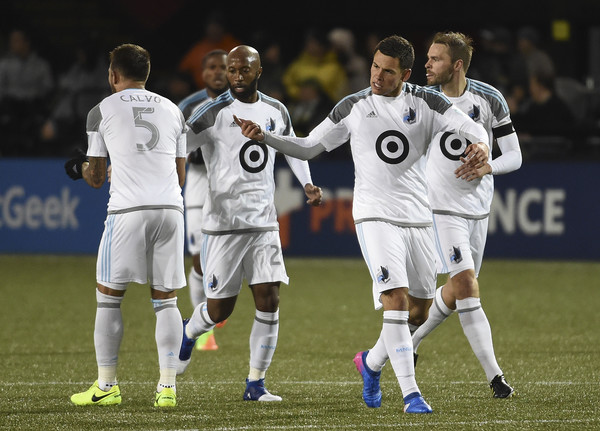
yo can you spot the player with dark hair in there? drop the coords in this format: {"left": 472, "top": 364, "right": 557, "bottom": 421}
{"left": 235, "top": 35, "right": 490, "bottom": 413}
{"left": 66, "top": 43, "right": 187, "bottom": 408}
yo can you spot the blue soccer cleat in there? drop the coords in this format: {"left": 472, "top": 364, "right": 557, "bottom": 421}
{"left": 243, "top": 378, "right": 282, "bottom": 401}
{"left": 177, "top": 318, "right": 196, "bottom": 375}
{"left": 353, "top": 351, "right": 382, "bottom": 408}
{"left": 403, "top": 392, "right": 433, "bottom": 413}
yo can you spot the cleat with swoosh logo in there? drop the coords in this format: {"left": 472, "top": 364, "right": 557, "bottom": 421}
{"left": 71, "top": 381, "right": 121, "bottom": 406}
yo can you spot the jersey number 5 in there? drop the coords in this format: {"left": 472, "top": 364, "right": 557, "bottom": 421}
{"left": 133, "top": 107, "right": 160, "bottom": 151}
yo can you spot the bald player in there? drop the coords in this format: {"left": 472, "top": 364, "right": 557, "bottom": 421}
{"left": 177, "top": 45, "right": 322, "bottom": 402}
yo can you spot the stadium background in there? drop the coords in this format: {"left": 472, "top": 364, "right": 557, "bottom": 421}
{"left": 1, "top": 0, "right": 600, "bottom": 261}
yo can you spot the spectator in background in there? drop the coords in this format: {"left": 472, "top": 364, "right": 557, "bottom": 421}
{"left": 328, "top": 28, "right": 370, "bottom": 93}
{"left": 282, "top": 28, "right": 348, "bottom": 104}
{"left": 0, "top": 27, "right": 53, "bottom": 156}
{"left": 255, "top": 39, "right": 285, "bottom": 101}
{"left": 40, "top": 36, "right": 109, "bottom": 157}
{"left": 507, "top": 26, "right": 555, "bottom": 113}
{"left": 287, "top": 78, "right": 333, "bottom": 138}
{"left": 469, "top": 27, "right": 512, "bottom": 95}
{"left": 511, "top": 68, "right": 575, "bottom": 137}
{"left": 178, "top": 11, "right": 240, "bottom": 90}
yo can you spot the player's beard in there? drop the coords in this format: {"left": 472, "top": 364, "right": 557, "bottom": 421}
{"left": 428, "top": 67, "right": 454, "bottom": 86}
{"left": 231, "top": 74, "right": 260, "bottom": 101}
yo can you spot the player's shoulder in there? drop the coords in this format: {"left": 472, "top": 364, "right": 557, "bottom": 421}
{"left": 406, "top": 82, "right": 452, "bottom": 114}
{"left": 329, "top": 87, "right": 372, "bottom": 123}
{"left": 465, "top": 78, "right": 510, "bottom": 117}
{"left": 187, "top": 91, "right": 235, "bottom": 133}
{"left": 466, "top": 78, "right": 505, "bottom": 100}
{"left": 178, "top": 89, "right": 208, "bottom": 114}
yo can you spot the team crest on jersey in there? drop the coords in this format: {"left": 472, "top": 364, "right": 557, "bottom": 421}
{"left": 469, "top": 105, "right": 481, "bottom": 122}
{"left": 403, "top": 107, "right": 416, "bottom": 124}
{"left": 449, "top": 246, "right": 463, "bottom": 264}
{"left": 208, "top": 274, "right": 219, "bottom": 291}
{"left": 376, "top": 266, "right": 390, "bottom": 284}
{"left": 265, "top": 117, "right": 275, "bottom": 132}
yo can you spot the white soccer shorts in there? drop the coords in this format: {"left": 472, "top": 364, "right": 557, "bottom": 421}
{"left": 356, "top": 220, "right": 436, "bottom": 310}
{"left": 96, "top": 208, "right": 186, "bottom": 292}
{"left": 200, "top": 230, "right": 289, "bottom": 299}
{"left": 432, "top": 213, "right": 488, "bottom": 277}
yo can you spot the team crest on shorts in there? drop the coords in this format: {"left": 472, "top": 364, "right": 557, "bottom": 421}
{"left": 376, "top": 266, "right": 390, "bottom": 284}
{"left": 208, "top": 274, "right": 219, "bottom": 291}
{"left": 449, "top": 246, "right": 463, "bottom": 264}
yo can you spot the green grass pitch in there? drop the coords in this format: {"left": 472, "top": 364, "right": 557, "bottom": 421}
{"left": 1, "top": 255, "right": 599, "bottom": 430}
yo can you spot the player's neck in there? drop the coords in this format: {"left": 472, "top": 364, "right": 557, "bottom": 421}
{"left": 116, "top": 81, "right": 145, "bottom": 92}
{"left": 441, "top": 76, "right": 466, "bottom": 98}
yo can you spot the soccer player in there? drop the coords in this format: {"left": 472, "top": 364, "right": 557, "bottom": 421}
{"left": 179, "top": 49, "right": 228, "bottom": 351}
{"left": 412, "top": 31, "right": 522, "bottom": 398}
{"left": 235, "top": 35, "right": 490, "bottom": 414}
{"left": 178, "top": 45, "right": 322, "bottom": 401}
{"left": 65, "top": 44, "right": 187, "bottom": 408}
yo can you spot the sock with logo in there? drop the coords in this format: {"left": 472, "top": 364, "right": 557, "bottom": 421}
{"left": 412, "top": 285, "right": 454, "bottom": 353}
{"left": 248, "top": 309, "right": 279, "bottom": 375}
{"left": 381, "top": 310, "right": 419, "bottom": 398}
{"left": 457, "top": 297, "right": 503, "bottom": 381}
{"left": 94, "top": 289, "right": 123, "bottom": 387}
{"left": 152, "top": 296, "right": 183, "bottom": 372}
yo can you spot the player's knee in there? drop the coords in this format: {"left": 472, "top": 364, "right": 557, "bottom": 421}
{"left": 451, "top": 270, "right": 478, "bottom": 299}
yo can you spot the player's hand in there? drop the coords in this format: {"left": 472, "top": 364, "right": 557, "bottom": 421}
{"left": 64, "top": 150, "right": 88, "bottom": 180}
{"left": 455, "top": 162, "right": 492, "bottom": 181}
{"left": 455, "top": 142, "right": 489, "bottom": 181}
{"left": 304, "top": 184, "right": 323, "bottom": 206}
{"left": 233, "top": 115, "right": 265, "bottom": 141}
{"left": 460, "top": 142, "right": 488, "bottom": 168}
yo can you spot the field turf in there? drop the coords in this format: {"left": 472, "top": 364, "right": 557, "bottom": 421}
{"left": 1, "top": 255, "right": 599, "bottom": 430}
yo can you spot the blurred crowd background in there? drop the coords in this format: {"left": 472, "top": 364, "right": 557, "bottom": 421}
{"left": 1, "top": 0, "right": 600, "bottom": 161}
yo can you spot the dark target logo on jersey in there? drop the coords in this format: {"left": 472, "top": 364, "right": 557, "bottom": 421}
{"left": 239, "top": 140, "right": 268, "bottom": 173}
{"left": 375, "top": 130, "right": 409, "bottom": 164}
{"left": 440, "top": 131, "right": 472, "bottom": 161}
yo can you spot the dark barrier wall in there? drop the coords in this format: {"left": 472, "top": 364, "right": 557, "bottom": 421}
{"left": 1, "top": 158, "right": 598, "bottom": 260}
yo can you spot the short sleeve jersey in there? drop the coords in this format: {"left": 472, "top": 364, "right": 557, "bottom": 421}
{"left": 307, "top": 83, "right": 485, "bottom": 226}
{"left": 186, "top": 90, "right": 295, "bottom": 234}
{"left": 86, "top": 88, "right": 187, "bottom": 213}
{"left": 427, "top": 78, "right": 513, "bottom": 217}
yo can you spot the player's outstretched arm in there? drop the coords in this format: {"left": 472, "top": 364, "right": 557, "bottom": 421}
{"left": 233, "top": 115, "right": 326, "bottom": 160}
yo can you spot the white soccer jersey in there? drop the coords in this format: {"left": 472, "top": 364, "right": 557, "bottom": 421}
{"left": 427, "top": 79, "right": 514, "bottom": 217}
{"left": 86, "top": 88, "right": 187, "bottom": 213}
{"left": 187, "top": 90, "right": 308, "bottom": 234}
{"left": 306, "top": 84, "right": 488, "bottom": 226}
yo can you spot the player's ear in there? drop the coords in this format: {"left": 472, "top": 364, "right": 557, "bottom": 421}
{"left": 401, "top": 68, "right": 412, "bottom": 82}
{"left": 256, "top": 66, "right": 263, "bottom": 80}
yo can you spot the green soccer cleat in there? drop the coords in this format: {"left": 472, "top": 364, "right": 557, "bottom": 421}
{"left": 70, "top": 381, "right": 121, "bottom": 406}
{"left": 154, "top": 387, "right": 176, "bottom": 407}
